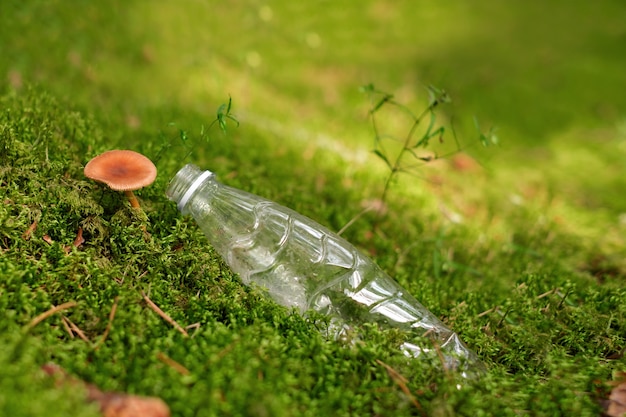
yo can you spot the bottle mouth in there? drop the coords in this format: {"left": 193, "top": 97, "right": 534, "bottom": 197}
{"left": 166, "top": 164, "right": 214, "bottom": 211}
{"left": 177, "top": 170, "right": 213, "bottom": 211}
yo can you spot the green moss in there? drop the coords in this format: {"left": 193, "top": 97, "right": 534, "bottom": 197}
{"left": 1, "top": 81, "right": 623, "bottom": 417}
{"left": 0, "top": 334, "right": 100, "bottom": 417}
{"left": 1, "top": 1, "right": 625, "bottom": 415}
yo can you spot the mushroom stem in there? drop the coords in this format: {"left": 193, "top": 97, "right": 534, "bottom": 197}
{"left": 125, "top": 190, "right": 141, "bottom": 208}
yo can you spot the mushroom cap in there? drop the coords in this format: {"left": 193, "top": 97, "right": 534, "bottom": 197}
{"left": 84, "top": 150, "right": 157, "bottom": 191}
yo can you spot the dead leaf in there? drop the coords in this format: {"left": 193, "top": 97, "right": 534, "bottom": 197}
{"left": 22, "top": 220, "right": 37, "bottom": 240}
{"left": 88, "top": 389, "right": 170, "bottom": 417}
{"left": 42, "top": 364, "right": 170, "bottom": 417}
{"left": 73, "top": 227, "right": 85, "bottom": 247}
{"left": 607, "top": 378, "right": 626, "bottom": 417}
{"left": 450, "top": 153, "right": 479, "bottom": 172}
{"left": 64, "top": 227, "right": 85, "bottom": 254}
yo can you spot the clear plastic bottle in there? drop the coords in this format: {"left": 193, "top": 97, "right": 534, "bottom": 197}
{"left": 167, "top": 164, "right": 484, "bottom": 377}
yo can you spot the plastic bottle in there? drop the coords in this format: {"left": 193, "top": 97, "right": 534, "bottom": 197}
{"left": 167, "top": 164, "right": 484, "bottom": 377}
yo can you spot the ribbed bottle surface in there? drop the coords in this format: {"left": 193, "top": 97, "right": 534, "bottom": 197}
{"left": 167, "top": 164, "right": 483, "bottom": 376}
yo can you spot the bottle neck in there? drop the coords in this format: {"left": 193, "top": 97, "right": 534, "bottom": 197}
{"left": 166, "top": 164, "right": 215, "bottom": 212}
{"left": 177, "top": 170, "right": 213, "bottom": 211}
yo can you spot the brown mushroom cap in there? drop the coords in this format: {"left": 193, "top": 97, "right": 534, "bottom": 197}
{"left": 84, "top": 150, "right": 157, "bottom": 191}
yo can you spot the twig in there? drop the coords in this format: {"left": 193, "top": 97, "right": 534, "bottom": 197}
{"left": 62, "top": 316, "right": 90, "bottom": 343}
{"left": 477, "top": 306, "right": 498, "bottom": 318}
{"left": 185, "top": 322, "right": 200, "bottom": 331}
{"left": 185, "top": 322, "right": 201, "bottom": 338}
{"left": 431, "top": 339, "right": 451, "bottom": 380}
{"left": 95, "top": 297, "right": 119, "bottom": 349}
{"left": 26, "top": 301, "right": 77, "bottom": 330}
{"left": 61, "top": 315, "right": 74, "bottom": 338}
{"left": 376, "top": 359, "right": 425, "bottom": 415}
{"left": 156, "top": 352, "right": 190, "bottom": 375}
{"left": 537, "top": 288, "right": 557, "bottom": 299}
{"left": 141, "top": 291, "right": 189, "bottom": 337}
{"left": 337, "top": 206, "right": 373, "bottom": 236}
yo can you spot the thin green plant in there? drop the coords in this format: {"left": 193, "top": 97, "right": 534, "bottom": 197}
{"left": 341, "top": 84, "right": 497, "bottom": 234}
{"left": 362, "top": 83, "right": 452, "bottom": 209}
{"left": 152, "top": 96, "right": 239, "bottom": 170}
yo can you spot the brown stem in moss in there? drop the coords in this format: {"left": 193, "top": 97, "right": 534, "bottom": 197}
{"left": 125, "top": 190, "right": 141, "bottom": 208}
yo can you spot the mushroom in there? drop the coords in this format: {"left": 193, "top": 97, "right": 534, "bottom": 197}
{"left": 84, "top": 150, "right": 157, "bottom": 209}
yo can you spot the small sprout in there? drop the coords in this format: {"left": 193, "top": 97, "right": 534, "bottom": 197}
{"left": 84, "top": 150, "right": 157, "bottom": 209}
{"left": 209, "top": 96, "right": 239, "bottom": 134}
{"left": 362, "top": 84, "right": 454, "bottom": 218}
{"left": 474, "top": 116, "right": 499, "bottom": 146}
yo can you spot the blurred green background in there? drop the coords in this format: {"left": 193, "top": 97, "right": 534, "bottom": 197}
{"left": 3, "top": 0, "right": 625, "bottom": 213}
{"left": 3, "top": 1, "right": 625, "bottom": 137}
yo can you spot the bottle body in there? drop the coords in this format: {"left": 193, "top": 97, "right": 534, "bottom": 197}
{"left": 167, "top": 164, "right": 483, "bottom": 375}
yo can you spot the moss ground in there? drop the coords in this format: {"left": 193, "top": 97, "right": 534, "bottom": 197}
{"left": 1, "top": 1, "right": 625, "bottom": 416}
